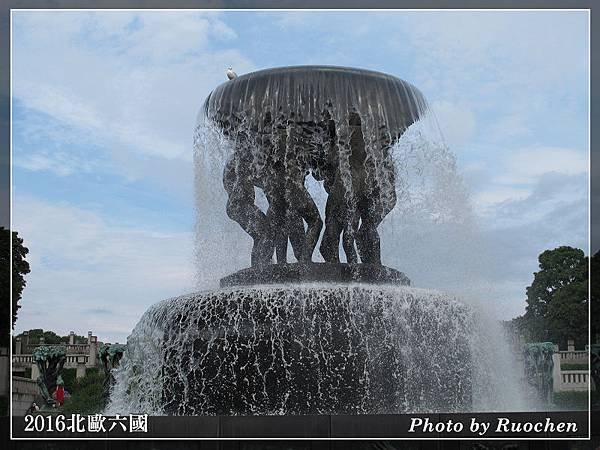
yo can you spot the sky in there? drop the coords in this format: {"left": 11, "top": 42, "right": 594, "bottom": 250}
{"left": 11, "top": 10, "right": 589, "bottom": 343}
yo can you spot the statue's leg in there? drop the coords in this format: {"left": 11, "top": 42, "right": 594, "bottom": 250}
{"left": 342, "top": 210, "right": 359, "bottom": 264}
{"left": 275, "top": 234, "right": 288, "bottom": 263}
{"left": 355, "top": 196, "right": 386, "bottom": 265}
{"left": 357, "top": 221, "right": 380, "bottom": 264}
{"left": 226, "top": 187, "right": 270, "bottom": 266}
{"left": 356, "top": 166, "right": 397, "bottom": 265}
{"left": 320, "top": 193, "right": 343, "bottom": 263}
{"left": 295, "top": 186, "right": 323, "bottom": 262}
{"left": 223, "top": 156, "right": 273, "bottom": 265}
{"left": 282, "top": 181, "right": 309, "bottom": 262}
{"left": 252, "top": 209, "right": 272, "bottom": 266}
{"left": 265, "top": 187, "right": 291, "bottom": 264}
{"left": 379, "top": 162, "right": 397, "bottom": 221}
{"left": 266, "top": 204, "right": 288, "bottom": 263}
{"left": 286, "top": 210, "right": 306, "bottom": 262}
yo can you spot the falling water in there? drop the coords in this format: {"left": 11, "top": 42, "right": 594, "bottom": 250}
{"left": 107, "top": 66, "right": 530, "bottom": 415}
{"left": 106, "top": 283, "right": 527, "bottom": 415}
{"left": 107, "top": 285, "right": 472, "bottom": 415}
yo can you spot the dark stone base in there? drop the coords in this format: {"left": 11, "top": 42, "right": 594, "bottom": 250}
{"left": 220, "top": 262, "right": 410, "bottom": 287}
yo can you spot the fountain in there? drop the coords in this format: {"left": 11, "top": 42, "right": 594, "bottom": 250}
{"left": 522, "top": 342, "right": 555, "bottom": 404}
{"left": 107, "top": 66, "right": 523, "bottom": 416}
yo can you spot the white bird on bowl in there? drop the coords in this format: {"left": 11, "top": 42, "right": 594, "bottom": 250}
{"left": 226, "top": 67, "right": 237, "bottom": 80}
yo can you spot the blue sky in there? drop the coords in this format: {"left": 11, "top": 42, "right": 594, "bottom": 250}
{"left": 11, "top": 10, "right": 589, "bottom": 343}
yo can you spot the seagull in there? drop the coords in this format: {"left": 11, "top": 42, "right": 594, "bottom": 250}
{"left": 226, "top": 67, "right": 237, "bottom": 80}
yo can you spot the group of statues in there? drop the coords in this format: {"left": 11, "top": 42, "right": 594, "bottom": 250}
{"left": 221, "top": 109, "right": 397, "bottom": 267}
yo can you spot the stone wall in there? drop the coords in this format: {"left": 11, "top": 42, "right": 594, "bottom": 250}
{"left": 12, "top": 376, "right": 41, "bottom": 416}
{"left": 551, "top": 351, "right": 590, "bottom": 393}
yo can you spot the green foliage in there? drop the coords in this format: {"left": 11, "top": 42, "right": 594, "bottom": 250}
{"left": 552, "top": 391, "right": 588, "bottom": 411}
{"left": 61, "top": 369, "right": 106, "bottom": 415}
{"left": 561, "top": 363, "right": 589, "bottom": 371}
{"left": 24, "top": 329, "right": 63, "bottom": 345}
{"left": 61, "top": 368, "right": 77, "bottom": 394}
{"left": 14, "top": 329, "right": 89, "bottom": 348}
{"left": 0, "top": 227, "right": 30, "bottom": 346}
{"left": 32, "top": 345, "right": 66, "bottom": 362}
{"left": 519, "top": 246, "right": 588, "bottom": 348}
{"left": 72, "top": 334, "right": 89, "bottom": 344}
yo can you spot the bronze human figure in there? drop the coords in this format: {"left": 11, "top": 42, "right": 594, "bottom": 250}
{"left": 203, "top": 66, "right": 426, "bottom": 269}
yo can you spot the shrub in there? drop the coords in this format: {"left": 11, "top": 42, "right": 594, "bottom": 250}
{"left": 61, "top": 368, "right": 77, "bottom": 393}
{"left": 61, "top": 369, "right": 105, "bottom": 415}
{"left": 552, "top": 391, "right": 588, "bottom": 410}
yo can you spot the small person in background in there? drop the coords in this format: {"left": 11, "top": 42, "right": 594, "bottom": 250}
{"left": 53, "top": 377, "right": 65, "bottom": 407}
{"left": 27, "top": 402, "right": 39, "bottom": 414}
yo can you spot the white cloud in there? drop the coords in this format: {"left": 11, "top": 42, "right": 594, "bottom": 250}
{"left": 15, "top": 151, "right": 92, "bottom": 177}
{"left": 496, "top": 146, "right": 588, "bottom": 185}
{"left": 397, "top": 11, "right": 588, "bottom": 159}
{"left": 13, "top": 195, "right": 195, "bottom": 342}
{"left": 402, "top": 11, "right": 588, "bottom": 94}
{"left": 431, "top": 100, "right": 476, "bottom": 149}
{"left": 14, "top": 11, "right": 238, "bottom": 62}
{"left": 468, "top": 146, "right": 587, "bottom": 216}
{"left": 473, "top": 187, "right": 532, "bottom": 211}
{"left": 15, "top": 82, "right": 102, "bottom": 130}
{"left": 487, "top": 172, "right": 588, "bottom": 229}
{"left": 12, "top": 11, "right": 254, "bottom": 172}
{"left": 485, "top": 112, "right": 532, "bottom": 143}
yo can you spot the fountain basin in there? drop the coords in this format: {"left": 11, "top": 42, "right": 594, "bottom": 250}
{"left": 202, "top": 65, "right": 427, "bottom": 142}
{"left": 109, "top": 284, "right": 473, "bottom": 415}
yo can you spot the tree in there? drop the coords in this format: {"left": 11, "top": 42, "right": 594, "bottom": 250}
{"left": 18, "top": 329, "right": 63, "bottom": 345}
{"left": 521, "top": 246, "right": 588, "bottom": 348}
{"left": 14, "top": 329, "right": 89, "bottom": 347}
{"left": 0, "top": 227, "right": 30, "bottom": 347}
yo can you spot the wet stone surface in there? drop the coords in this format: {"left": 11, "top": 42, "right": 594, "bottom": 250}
{"left": 220, "top": 262, "right": 411, "bottom": 287}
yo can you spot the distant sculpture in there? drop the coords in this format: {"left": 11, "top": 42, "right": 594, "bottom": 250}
{"left": 99, "top": 343, "right": 127, "bottom": 401}
{"left": 204, "top": 66, "right": 426, "bottom": 269}
{"left": 32, "top": 345, "right": 66, "bottom": 407}
{"left": 522, "top": 342, "right": 555, "bottom": 404}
